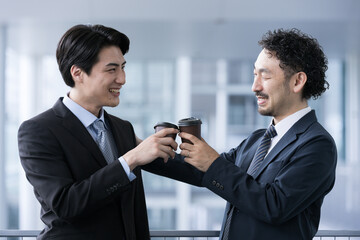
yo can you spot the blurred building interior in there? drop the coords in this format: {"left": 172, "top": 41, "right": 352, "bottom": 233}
{"left": 0, "top": 0, "right": 359, "bottom": 232}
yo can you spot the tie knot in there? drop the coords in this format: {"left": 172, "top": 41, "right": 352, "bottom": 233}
{"left": 92, "top": 120, "right": 106, "bottom": 133}
{"left": 265, "top": 125, "right": 277, "bottom": 139}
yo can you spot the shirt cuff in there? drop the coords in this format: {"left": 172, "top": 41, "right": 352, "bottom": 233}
{"left": 119, "top": 157, "right": 137, "bottom": 181}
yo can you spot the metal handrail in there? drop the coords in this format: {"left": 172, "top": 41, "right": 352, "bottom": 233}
{"left": 316, "top": 230, "right": 360, "bottom": 236}
{"left": 151, "top": 230, "right": 220, "bottom": 237}
{"left": 0, "top": 230, "right": 40, "bottom": 237}
{"left": 1, "top": 229, "right": 360, "bottom": 238}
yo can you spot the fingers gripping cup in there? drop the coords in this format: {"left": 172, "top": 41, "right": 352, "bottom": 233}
{"left": 154, "top": 122, "right": 179, "bottom": 140}
{"left": 178, "top": 117, "right": 202, "bottom": 144}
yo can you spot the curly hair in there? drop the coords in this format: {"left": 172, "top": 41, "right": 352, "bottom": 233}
{"left": 258, "top": 28, "right": 329, "bottom": 100}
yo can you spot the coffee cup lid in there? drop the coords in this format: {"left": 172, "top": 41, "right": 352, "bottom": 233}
{"left": 178, "top": 117, "right": 202, "bottom": 126}
{"left": 154, "top": 122, "right": 179, "bottom": 129}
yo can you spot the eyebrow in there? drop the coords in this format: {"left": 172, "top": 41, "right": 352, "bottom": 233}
{"left": 254, "top": 65, "right": 271, "bottom": 74}
{"left": 105, "top": 61, "right": 126, "bottom": 67}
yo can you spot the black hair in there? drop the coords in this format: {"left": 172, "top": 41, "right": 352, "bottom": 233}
{"left": 56, "top": 24, "right": 130, "bottom": 87}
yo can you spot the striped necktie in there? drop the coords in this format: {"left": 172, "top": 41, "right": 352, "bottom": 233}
{"left": 92, "top": 119, "right": 115, "bottom": 164}
{"left": 247, "top": 125, "right": 277, "bottom": 176}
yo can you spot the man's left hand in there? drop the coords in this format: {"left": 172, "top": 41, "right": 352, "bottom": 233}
{"left": 179, "top": 132, "right": 220, "bottom": 172}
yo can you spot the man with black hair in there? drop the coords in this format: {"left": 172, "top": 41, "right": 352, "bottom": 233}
{"left": 17, "top": 24, "right": 184, "bottom": 240}
{"left": 179, "top": 28, "right": 337, "bottom": 239}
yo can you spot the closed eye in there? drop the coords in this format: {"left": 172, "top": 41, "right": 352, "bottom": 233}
{"left": 262, "top": 74, "right": 271, "bottom": 80}
{"left": 105, "top": 62, "right": 120, "bottom": 72}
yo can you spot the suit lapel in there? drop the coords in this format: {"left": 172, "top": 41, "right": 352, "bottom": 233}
{"left": 104, "top": 112, "right": 127, "bottom": 157}
{"left": 52, "top": 98, "right": 108, "bottom": 167}
{"left": 251, "top": 130, "right": 297, "bottom": 179}
{"left": 237, "top": 136, "right": 263, "bottom": 171}
{"left": 251, "top": 110, "right": 317, "bottom": 179}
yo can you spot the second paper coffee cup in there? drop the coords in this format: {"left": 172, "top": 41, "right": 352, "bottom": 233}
{"left": 178, "top": 117, "right": 202, "bottom": 144}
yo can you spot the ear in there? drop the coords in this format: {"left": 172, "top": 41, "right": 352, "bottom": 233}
{"left": 293, "top": 72, "right": 307, "bottom": 94}
{"left": 70, "top": 65, "right": 83, "bottom": 84}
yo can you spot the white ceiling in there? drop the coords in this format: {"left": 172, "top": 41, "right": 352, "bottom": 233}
{"left": 1, "top": 0, "right": 359, "bottom": 59}
{"left": 1, "top": 0, "right": 359, "bottom": 22}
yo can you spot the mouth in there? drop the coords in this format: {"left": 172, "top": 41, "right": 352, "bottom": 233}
{"left": 109, "top": 88, "right": 121, "bottom": 98}
{"left": 109, "top": 88, "right": 120, "bottom": 93}
{"left": 257, "top": 97, "right": 267, "bottom": 105}
{"left": 255, "top": 92, "right": 268, "bottom": 105}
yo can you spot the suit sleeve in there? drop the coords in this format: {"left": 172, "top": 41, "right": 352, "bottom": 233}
{"left": 202, "top": 133, "right": 337, "bottom": 224}
{"left": 140, "top": 143, "right": 240, "bottom": 192}
{"left": 18, "top": 119, "right": 132, "bottom": 222}
{"left": 142, "top": 154, "right": 204, "bottom": 187}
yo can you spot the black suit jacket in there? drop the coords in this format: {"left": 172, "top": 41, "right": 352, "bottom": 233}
{"left": 18, "top": 98, "right": 203, "bottom": 240}
{"left": 201, "top": 110, "right": 337, "bottom": 240}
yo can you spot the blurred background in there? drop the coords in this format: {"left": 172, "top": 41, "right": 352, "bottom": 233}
{"left": 0, "top": 0, "right": 359, "bottom": 232}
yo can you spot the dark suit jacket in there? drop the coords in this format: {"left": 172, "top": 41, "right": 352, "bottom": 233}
{"left": 18, "top": 98, "right": 203, "bottom": 240}
{"left": 201, "top": 110, "right": 337, "bottom": 240}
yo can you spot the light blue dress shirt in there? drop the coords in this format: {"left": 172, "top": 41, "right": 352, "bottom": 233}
{"left": 62, "top": 95, "right": 136, "bottom": 181}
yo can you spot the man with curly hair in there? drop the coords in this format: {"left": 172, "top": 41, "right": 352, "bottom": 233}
{"left": 179, "top": 28, "right": 337, "bottom": 239}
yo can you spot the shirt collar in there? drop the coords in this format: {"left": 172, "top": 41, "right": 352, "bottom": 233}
{"left": 271, "top": 106, "right": 312, "bottom": 139}
{"left": 62, "top": 94, "right": 105, "bottom": 128}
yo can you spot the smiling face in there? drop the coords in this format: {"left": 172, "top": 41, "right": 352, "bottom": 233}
{"left": 69, "top": 45, "right": 126, "bottom": 117}
{"left": 252, "top": 49, "right": 306, "bottom": 123}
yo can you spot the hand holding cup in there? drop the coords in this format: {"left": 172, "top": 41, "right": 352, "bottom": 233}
{"left": 178, "top": 117, "right": 202, "bottom": 144}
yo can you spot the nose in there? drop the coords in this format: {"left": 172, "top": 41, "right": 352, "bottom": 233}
{"left": 116, "top": 69, "right": 126, "bottom": 85}
{"left": 252, "top": 75, "right": 262, "bottom": 92}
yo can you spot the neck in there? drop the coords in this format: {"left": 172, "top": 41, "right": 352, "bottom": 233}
{"left": 68, "top": 90, "right": 102, "bottom": 117}
{"left": 273, "top": 101, "right": 308, "bottom": 125}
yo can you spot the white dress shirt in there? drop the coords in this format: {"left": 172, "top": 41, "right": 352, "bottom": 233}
{"left": 268, "top": 106, "right": 312, "bottom": 154}
{"left": 62, "top": 94, "right": 136, "bottom": 181}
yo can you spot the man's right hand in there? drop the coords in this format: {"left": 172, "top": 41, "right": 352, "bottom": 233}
{"left": 123, "top": 128, "right": 178, "bottom": 171}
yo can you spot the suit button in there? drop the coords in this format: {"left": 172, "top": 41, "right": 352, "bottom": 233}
{"left": 212, "top": 180, "right": 217, "bottom": 186}
{"left": 216, "top": 183, "right": 220, "bottom": 188}
{"left": 220, "top": 185, "right": 224, "bottom": 190}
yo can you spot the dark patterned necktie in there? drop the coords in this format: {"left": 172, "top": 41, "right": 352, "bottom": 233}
{"left": 247, "top": 125, "right": 277, "bottom": 176}
{"left": 222, "top": 205, "right": 234, "bottom": 240}
{"left": 222, "top": 125, "right": 277, "bottom": 240}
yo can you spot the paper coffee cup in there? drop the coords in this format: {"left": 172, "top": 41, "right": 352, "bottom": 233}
{"left": 154, "top": 122, "right": 178, "bottom": 140}
{"left": 178, "top": 117, "right": 202, "bottom": 144}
